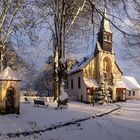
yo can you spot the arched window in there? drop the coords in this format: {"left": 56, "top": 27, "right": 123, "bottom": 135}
{"left": 102, "top": 57, "right": 112, "bottom": 84}
{"left": 103, "top": 57, "right": 111, "bottom": 72}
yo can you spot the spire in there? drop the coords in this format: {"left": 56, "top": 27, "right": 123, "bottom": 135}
{"left": 98, "top": 8, "right": 112, "bottom": 34}
{"left": 103, "top": 8, "right": 112, "bottom": 33}
{"left": 96, "top": 8, "right": 113, "bottom": 54}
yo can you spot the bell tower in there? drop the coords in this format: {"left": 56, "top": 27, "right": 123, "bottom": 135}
{"left": 97, "top": 9, "right": 112, "bottom": 52}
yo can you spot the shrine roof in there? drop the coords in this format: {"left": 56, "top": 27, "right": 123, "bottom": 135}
{"left": 0, "top": 67, "right": 20, "bottom": 81}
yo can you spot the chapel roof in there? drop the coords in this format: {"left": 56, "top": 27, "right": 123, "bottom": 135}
{"left": 68, "top": 55, "right": 94, "bottom": 75}
{"left": 122, "top": 76, "right": 140, "bottom": 90}
{"left": 0, "top": 67, "right": 20, "bottom": 81}
{"left": 84, "top": 78, "right": 99, "bottom": 88}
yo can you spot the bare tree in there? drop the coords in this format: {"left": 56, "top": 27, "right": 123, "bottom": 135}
{"left": 0, "top": 0, "right": 22, "bottom": 71}
{"left": 53, "top": 0, "right": 139, "bottom": 100}
{"left": 2, "top": 0, "right": 139, "bottom": 100}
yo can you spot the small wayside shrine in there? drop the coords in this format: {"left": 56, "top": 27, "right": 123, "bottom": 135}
{"left": 0, "top": 67, "right": 21, "bottom": 114}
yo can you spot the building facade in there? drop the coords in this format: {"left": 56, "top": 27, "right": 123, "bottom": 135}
{"left": 67, "top": 10, "right": 126, "bottom": 103}
{"left": 123, "top": 76, "right": 140, "bottom": 100}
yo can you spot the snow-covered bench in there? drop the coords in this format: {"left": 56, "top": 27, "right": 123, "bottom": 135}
{"left": 34, "top": 100, "right": 49, "bottom": 108}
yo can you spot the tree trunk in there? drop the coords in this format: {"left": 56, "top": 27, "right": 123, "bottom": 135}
{"left": 53, "top": 0, "right": 66, "bottom": 101}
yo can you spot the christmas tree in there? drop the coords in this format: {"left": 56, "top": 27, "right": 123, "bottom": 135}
{"left": 95, "top": 80, "right": 112, "bottom": 104}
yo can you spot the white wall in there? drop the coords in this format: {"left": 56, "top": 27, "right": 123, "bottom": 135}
{"left": 126, "top": 89, "right": 140, "bottom": 100}
{"left": 67, "top": 71, "right": 87, "bottom": 102}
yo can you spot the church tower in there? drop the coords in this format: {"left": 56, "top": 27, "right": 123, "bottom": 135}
{"left": 94, "top": 9, "right": 123, "bottom": 101}
{"left": 94, "top": 9, "right": 115, "bottom": 84}
{"left": 97, "top": 9, "right": 112, "bottom": 52}
{"left": 67, "top": 9, "right": 125, "bottom": 103}
{"left": 94, "top": 9, "right": 113, "bottom": 56}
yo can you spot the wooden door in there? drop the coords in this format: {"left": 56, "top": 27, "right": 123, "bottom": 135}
{"left": 6, "top": 87, "right": 14, "bottom": 113}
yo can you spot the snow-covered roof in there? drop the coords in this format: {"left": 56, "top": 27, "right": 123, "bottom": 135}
{"left": 68, "top": 55, "right": 94, "bottom": 74}
{"left": 84, "top": 78, "right": 99, "bottom": 88}
{"left": 115, "top": 76, "right": 140, "bottom": 90}
{"left": 122, "top": 76, "right": 140, "bottom": 90}
{"left": 115, "top": 80, "right": 126, "bottom": 88}
{"left": 0, "top": 67, "right": 20, "bottom": 81}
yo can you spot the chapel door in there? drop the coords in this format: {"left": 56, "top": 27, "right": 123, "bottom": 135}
{"left": 116, "top": 88, "right": 125, "bottom": 101}
{"left": 6, "top": 87, "right": 14, "bottom": 113}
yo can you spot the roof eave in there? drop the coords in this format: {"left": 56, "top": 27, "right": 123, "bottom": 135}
{"left": 69, "top": 69, "right": 82, "bottom": 75}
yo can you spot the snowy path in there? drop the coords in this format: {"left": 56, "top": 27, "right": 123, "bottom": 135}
{"left": 1, "top": 104, "right": 120, "bottom": 138}
{"left": 0, "top": 101, "right": 116, "bottom": 133}
{"left": 0, "top": 100, "right": 140, "bottom": 140}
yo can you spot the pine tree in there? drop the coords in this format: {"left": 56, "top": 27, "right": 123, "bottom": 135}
{"left": 95, "top": 81, "right": 112, "bottom": 104}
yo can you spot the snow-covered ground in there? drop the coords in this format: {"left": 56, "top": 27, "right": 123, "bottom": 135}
{"left": 0, "top": 99, "right": 140, "bottom": 140}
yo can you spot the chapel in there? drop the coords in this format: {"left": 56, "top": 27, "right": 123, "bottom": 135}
{"left": 67, "top": 9, "right": 126, "bottom": 103}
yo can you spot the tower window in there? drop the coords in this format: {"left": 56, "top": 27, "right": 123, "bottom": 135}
{"left": 107, "top": 35, "right": 109, "bottom": 41}
{"left": 103, "top": 34, "right": 107, "bottom": 40}
{"left": 103, "top": 34, "right": 112, "bottom": 42}
{"left": 109, "top": 36, "right": 112, "bottom": 42}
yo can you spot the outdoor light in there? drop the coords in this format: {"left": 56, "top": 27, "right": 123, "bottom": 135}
{"left": 87, "top": 89, "right": 90, "bottom": 93}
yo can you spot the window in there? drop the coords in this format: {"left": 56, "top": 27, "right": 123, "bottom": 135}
{"left": 67, "top": 81, "right": 68, "bottom": 89}
{"left": 129, "top": 91, "right": 131, "bottom": 96}
{"left": 133, "top": 91, "right": 135, "bottom": 96}
{"left": 103, "top": 34, "right": 107, "bottom": 40}
{"left": 64, "top": 81, "right": 66, "bottom": 89}
{"left": 109, "top": 36, "right": 112, "bottom": 42}
{"left": 71, "top": 79, "right": 73, "bottom": 89}
{"left": 103, "top": 34, "right": 112, "bottom": 42}
{"left": 107, "top": 35, "right": 109, "bottom": 41}
{"left": 78, "top": 77, "right": 81, "bottom": 89}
